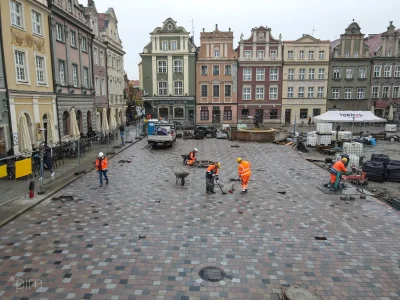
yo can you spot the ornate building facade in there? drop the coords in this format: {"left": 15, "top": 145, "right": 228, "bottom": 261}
{"left": 48, "top": 0, "right": 95, "bottom": 139}
{"left": 0, "top": 9, "right": 8, "bottom": 155}
{"left": 237, "top": 26, "right": 282, "bottom": 123}
{"left": 2, "top": 0, "right": 57, "bottom": 153}
{"left": 196, "top": 25, "right": 237, "bottom": 125}
{"left": 140, "top": 18, "right": 196, "bottom": 123}
{"left": 366, "top": 21, "right": 400, "bottom": 121}
{"left": 282, "top": 34, "right": 330, "bottom": 124}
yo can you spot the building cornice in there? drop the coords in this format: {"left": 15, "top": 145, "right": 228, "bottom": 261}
{"left": 28, "top": 0, "right": 51, "bottom": 14}
{"left": 8, "top": 90, "right": 56, "bottom": 97}
{"left": 52, "top": 7, "right": 92, "bottom": 33}
{"left": 105, "top": 42, "right": 126, "bottom": 55}
{"left": 283, "top": 61, "right": 330, "bottom": 66}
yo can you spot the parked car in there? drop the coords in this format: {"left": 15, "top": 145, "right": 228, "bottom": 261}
{"left": 194, "top": 126, "right": 217, "bottom": 138}
{"left": 147, "top": 123, "right": 176, "bottom": 147}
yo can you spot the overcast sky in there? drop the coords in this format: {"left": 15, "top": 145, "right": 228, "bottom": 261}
{"left": 93, "top": 0, "right": 400, "bottom": 80}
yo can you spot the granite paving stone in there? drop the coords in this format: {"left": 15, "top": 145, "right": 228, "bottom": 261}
{"left": 0, "top": 138, "right": 399, "bottom": 299}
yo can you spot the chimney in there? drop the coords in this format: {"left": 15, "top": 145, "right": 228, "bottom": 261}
{"left": 88, "top": 0, "right": 94, "bottom": 6}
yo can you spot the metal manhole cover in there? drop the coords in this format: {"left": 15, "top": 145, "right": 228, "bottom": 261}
{"left": 198, "top": 266, "right": 226, "bottom": 282}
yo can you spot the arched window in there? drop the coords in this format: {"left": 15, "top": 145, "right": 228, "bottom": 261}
{"left": 63, "top": 111, "right": 69, "bottom": 136}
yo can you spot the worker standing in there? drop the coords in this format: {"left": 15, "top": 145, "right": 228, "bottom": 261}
{"left": 329, "top": 154, "right": 351, "bottom": 190}
{"left": 237, "top": 158, "right": 251, "bottom": 194}
{"left": 187, "top": 148, "right": 198, "bottom": 165}
{"left": 205, "top": 162, "right": 220, "bottom": 194}
{"left": 96, "top": 152, "right": 109, "bottom": 187}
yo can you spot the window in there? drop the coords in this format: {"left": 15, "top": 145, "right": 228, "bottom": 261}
{"left": 225, "top": 85, "right": 231, "bottom": 97}
{"left": 224, "top": 65, "right": 231, "bottom": 75}
{"left": 374, "top": 65, "right": 381, "bottom": 77}
{"left": 83, "top": 67, "right": 88, "bottom": 88}
{"left": 201, "top": 65, "right": 207, "bottom": 75}
{"left": 270, "top": 50, "right": 277, "bottom": 60}
{"left": 100, "top": 51, "right": 104, "bottom": 66}
{"left": 308, "top": 50, "right": 314, "bottom": 59}
{"left": 243, "top": 87, "right": 251, "bottom": 100}
{"left": 243, "top": 68, "right": 251, "bottom": 80}
{"left": 388, "top": 50, "right": 392, "bottom": 56}
{"left": 382, "top": 86, "right": 389, "bottom": 98}
{"left": 35, "top": 55, "right": 45, "bottom": 84}
{"left": 11, "top": 0, "right": 23, "bottom": 28}
{"left": 357, "top": 88, "right": 364, "bottom": 99}
{"left": 67, "top": 0, "right": 72, "bottom": 12}
{"left": 270, "top": 109, "right": 278, "bottom": 119}
{"left": 394, "top": 66, "right": 400, "bottom": 77}
{"left": 270, "top": 68, "right": 278, "bottom": 81}
{"left": 288, "top": 50, "right": 293, "bottom": 59}
{"left": 81, "top": 38, "right": 87, "bottom": 51}
{"left": 242, "top": 109, "right": 250, "bottom": 119}
{"left": 318, "top": 68, "right": 325, "bottom": 79}
{"left": 359, "top": 67, "right": 366, "bottom": 79}
{"left": 287, "top": 87, "right": 293, "bottom": 98}
{"left": 333, "top": 67, "right": 341, "bottom": 79}
{"left": 109, "top": 79, "right": 112, "bottom": 94}
{"left": 308, "top": 87, "right": 314, "bottom": 98}
{"left": 384, "top": 65, "right": 392, "bottom": 77}
{"left": 214, "top": 48, "right": 220, "bottom": 57}
{"left": 354, "top": 51, "right": 358, "bottom": 58}
{"left": 213, "top": 65, "right": 219, "bottom": 75}
{"left": 174, "top": 81, "right": 183, "bottom": 95}
{"left": 101, "top": 78, "right": 106, "bottom": 95}
{"left": 346, "top": 67, "right": 354, "bottom": 79}
{"left": 269, "top": 87, "right": 278, "bottom": 99}
{"left": 94, "top": 47, "right": 98, "bottom": 65}
{"left": 31, "top": 10, "right": 42, "bottom": 35}
{"left": 313, "top": 109, "right": 321, "bottom": 117}
{"left": 244, "top": 50, "right": 251, "bottom": 60}
{"left": 299, "top": 50, "right": 304, "bottom": 59}
{"left": 200, "top": 108, "right": 209, "bottom": 120}
{"left": 223, "top": 108, "right": 232, "bottom": 120}
{"left": 95, "top": 77, "right": 100, "bottom": 95}
{"left": 392, "top": 86, "right": 399, "bottom": 98}
{"left": 256, "top": 68, "right": 264, "bottom": 81}
{"left": 158, "top": 82, "right": 167, "bottom": 95}
{"left": 257, "top": 50, "right": 264, "bottom": 59}
{"left": 56, "top": 23, "right": 63, "bottom": 41}
{"left": 309, "top": 69, "right": 315, "bottom": 80}
{"left": 300, "top": 109, "right": 308, "bottom": 119}
{"left": 72, "top": 64, "right": 78, "bottom": 87}
{"left": 319, "top": 50, "right": 325, "bottom": 59}
{"left": 299, "top": 69, "right": 305, "bottom": 80}
{"left": 288, "top": 69, "right": 294, "bottom": 80}
{"left": 332, "top": 89, "right": 339, "bottom": 99}
{"left": 256, "top": 87, "right": 264, "bottom": 100}
{"left": 15, "top": 50, "right": 27, "bottom": 82}
{"left": 298, "top": 87, "right": 304, "bottom": 98}
{"left": 174, "top": 60, "right": 182, "bottom": 73}
{"left": 372, "top": 86, "right": 379, "bottom": 98}
{"left": 171, "top": 40, "right": 177, "bottom": 50}
{"left": 344, "top": 51, "right": 349, "bottom": 58}
{"left": 59, "top": 60, "right": 65, "bottom": 85}
{"left": 174, "top": 107, "right": 184, "bottom": 118}
{"left": 201, "top": 84, "right": 208, "bottom": 97}
{"left": 158, "top": 60, "right": 167, "bottom": 73}
{"left": 162, "top": 41, "right": 168, "bottom": 50}
{"left": 213, "top": 85, "right": 219, "bottom": 97}
{"left": 317, "top": 87, "right": 324, "bottom": 98}
{"left": 345, "top": 88, "right": 352, "bottom": 99}
{"left": 70, "top": 31, "right": 76, "bottom": 47}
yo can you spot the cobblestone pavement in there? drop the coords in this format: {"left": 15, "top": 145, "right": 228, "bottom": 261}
{"left": 0, "top": 138, "right": 399, "bottom": 299}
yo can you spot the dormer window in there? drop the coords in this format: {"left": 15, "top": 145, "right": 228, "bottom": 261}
{"left": 167, "top": 24, "right": 172, "bottom": 30}
{"left": 67, "top": 0, "right": 72, "bottom": 12}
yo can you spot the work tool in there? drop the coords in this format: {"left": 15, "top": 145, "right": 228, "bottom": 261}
{"left": 228, "top": 178, "right": 241, "bottom": 193}
{"left": 216, "top": 180, "right": 227, "bottom": 194}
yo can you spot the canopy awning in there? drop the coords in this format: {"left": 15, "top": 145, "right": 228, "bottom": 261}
{"left": 313, "top": 111, "right": 387, "bottom": 123}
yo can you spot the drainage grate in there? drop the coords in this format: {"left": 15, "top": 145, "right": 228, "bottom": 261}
{"left": 315, "top": 236, "right": 327, "bottom": 240}
{"left": 198, "top": 266, "right": 226, "bottom": 282}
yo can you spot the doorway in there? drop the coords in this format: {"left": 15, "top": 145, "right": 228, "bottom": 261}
{"left": 255, "top": 109, "right": 263, "bottom": 123}
{"left": 285, "top": 109, "right": 291, "bottom": 124}
{"left": 188, "top": 110, "right": 194, "bottom": 124}
{"left": 158, "top": 107, "right": 169, "bottom": 120}
{"left": 212, "top": 108, "right": 220, "bottom": 124}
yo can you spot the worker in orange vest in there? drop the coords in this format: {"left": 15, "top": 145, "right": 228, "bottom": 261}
{"left": 329, "top": 153, "right": 351, "bottom": 190}
{"left": 206, "top": 162, "right": 220, "bottom": 194}
{"left": 187, "top": 148, "right": 198, "bottom": 165}
{"left": 95, "top": 152, "right": 109, "bottom": 187}
{"left": 237, "top": 158, "right": 251, "bottom": 194}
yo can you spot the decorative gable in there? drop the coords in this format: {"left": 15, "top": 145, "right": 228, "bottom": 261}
{"left": 152, "top": 18, "right": 189, "bottom": 34}
{"left": 212, "top": 78, "right": 221, "bottom": 84}
{"left": 294, "top": 34, "right": 320, "bottom": 44}
{"left": 344, "top": 21, "right": 362, "bottom": 35}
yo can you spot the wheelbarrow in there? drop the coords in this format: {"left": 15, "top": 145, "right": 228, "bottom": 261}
{"left": 181, "top": 154, "right": 190, "bottom": 165}
{"left": 174, "top": 172, "right": 190, "bottom": 185}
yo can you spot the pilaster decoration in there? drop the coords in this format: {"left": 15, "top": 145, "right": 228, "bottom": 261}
{"left": 50, "top": 18, "right": 56, "bottom": 31}
{"left": 64, "top": 26, "right": 69, "bottom": 38}
{"left": 78, "top": 33, "right": 83, "bottom": 41}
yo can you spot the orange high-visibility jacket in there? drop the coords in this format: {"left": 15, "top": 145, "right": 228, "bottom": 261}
{"left": 206, "top": 164, "right": 219, "bottom": 176}
{"left": 96, "top": 157, "right": 108, "bottom": 170}
{"left": 189, "top": 151, "right": 196, "bottom": 160}
{"left": 238, "top": 160, "right": 251, "bottom": 177}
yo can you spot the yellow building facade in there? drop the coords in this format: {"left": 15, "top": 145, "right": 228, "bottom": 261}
{"left": 1, "top": 0, "right": 57, "bottom": 153}
{"left": 282, "top": 35, "right": 330, "bottom": 124}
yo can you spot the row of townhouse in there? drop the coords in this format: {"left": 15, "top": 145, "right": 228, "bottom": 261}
{"left": 138, "top": 19, "right": 400, "bottom": 126}
{"left": 0, "top": 0, "right": 126, "bottom": 155}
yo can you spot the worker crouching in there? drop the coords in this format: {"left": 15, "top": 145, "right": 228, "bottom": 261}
{"left": 205, "top": 162, "right": 220, "bottom": 194}
{"left": 329, "top": 154, "right": 351, "bottom": 191}
{"left": 237, "top": 158, "right": 251, "bottom": 194}
{"left": 187, "top": 148, "right": 198, "bottom": 165}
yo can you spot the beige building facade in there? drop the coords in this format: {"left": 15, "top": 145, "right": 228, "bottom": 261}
{"left": 282, "top": 35, "right": 330, "bottom": 124}
{"left": 1, "top": 0, "right": 57, "bottom": 153}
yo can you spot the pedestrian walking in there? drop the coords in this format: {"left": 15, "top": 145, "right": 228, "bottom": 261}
{"left": 308, "top": 116, "right": 311, "bottom": 126}
{"left": 205, "top": 162, "right": 220, "bottom": 194}
{"left": 96, "top": 152, "right": 109, "bottom": 187}
{"left": 236, "top": 158, "right": 251, "bottom": 194}
{"left": 40, "top": 148, "right": 55, "bottom": 180}
{"left": 119, "top": 124, "right": 125, "bottom": 146}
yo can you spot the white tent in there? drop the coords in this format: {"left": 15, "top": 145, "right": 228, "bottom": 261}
{"left": 313, "top": 111, "right": 386, "bottom": 123}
